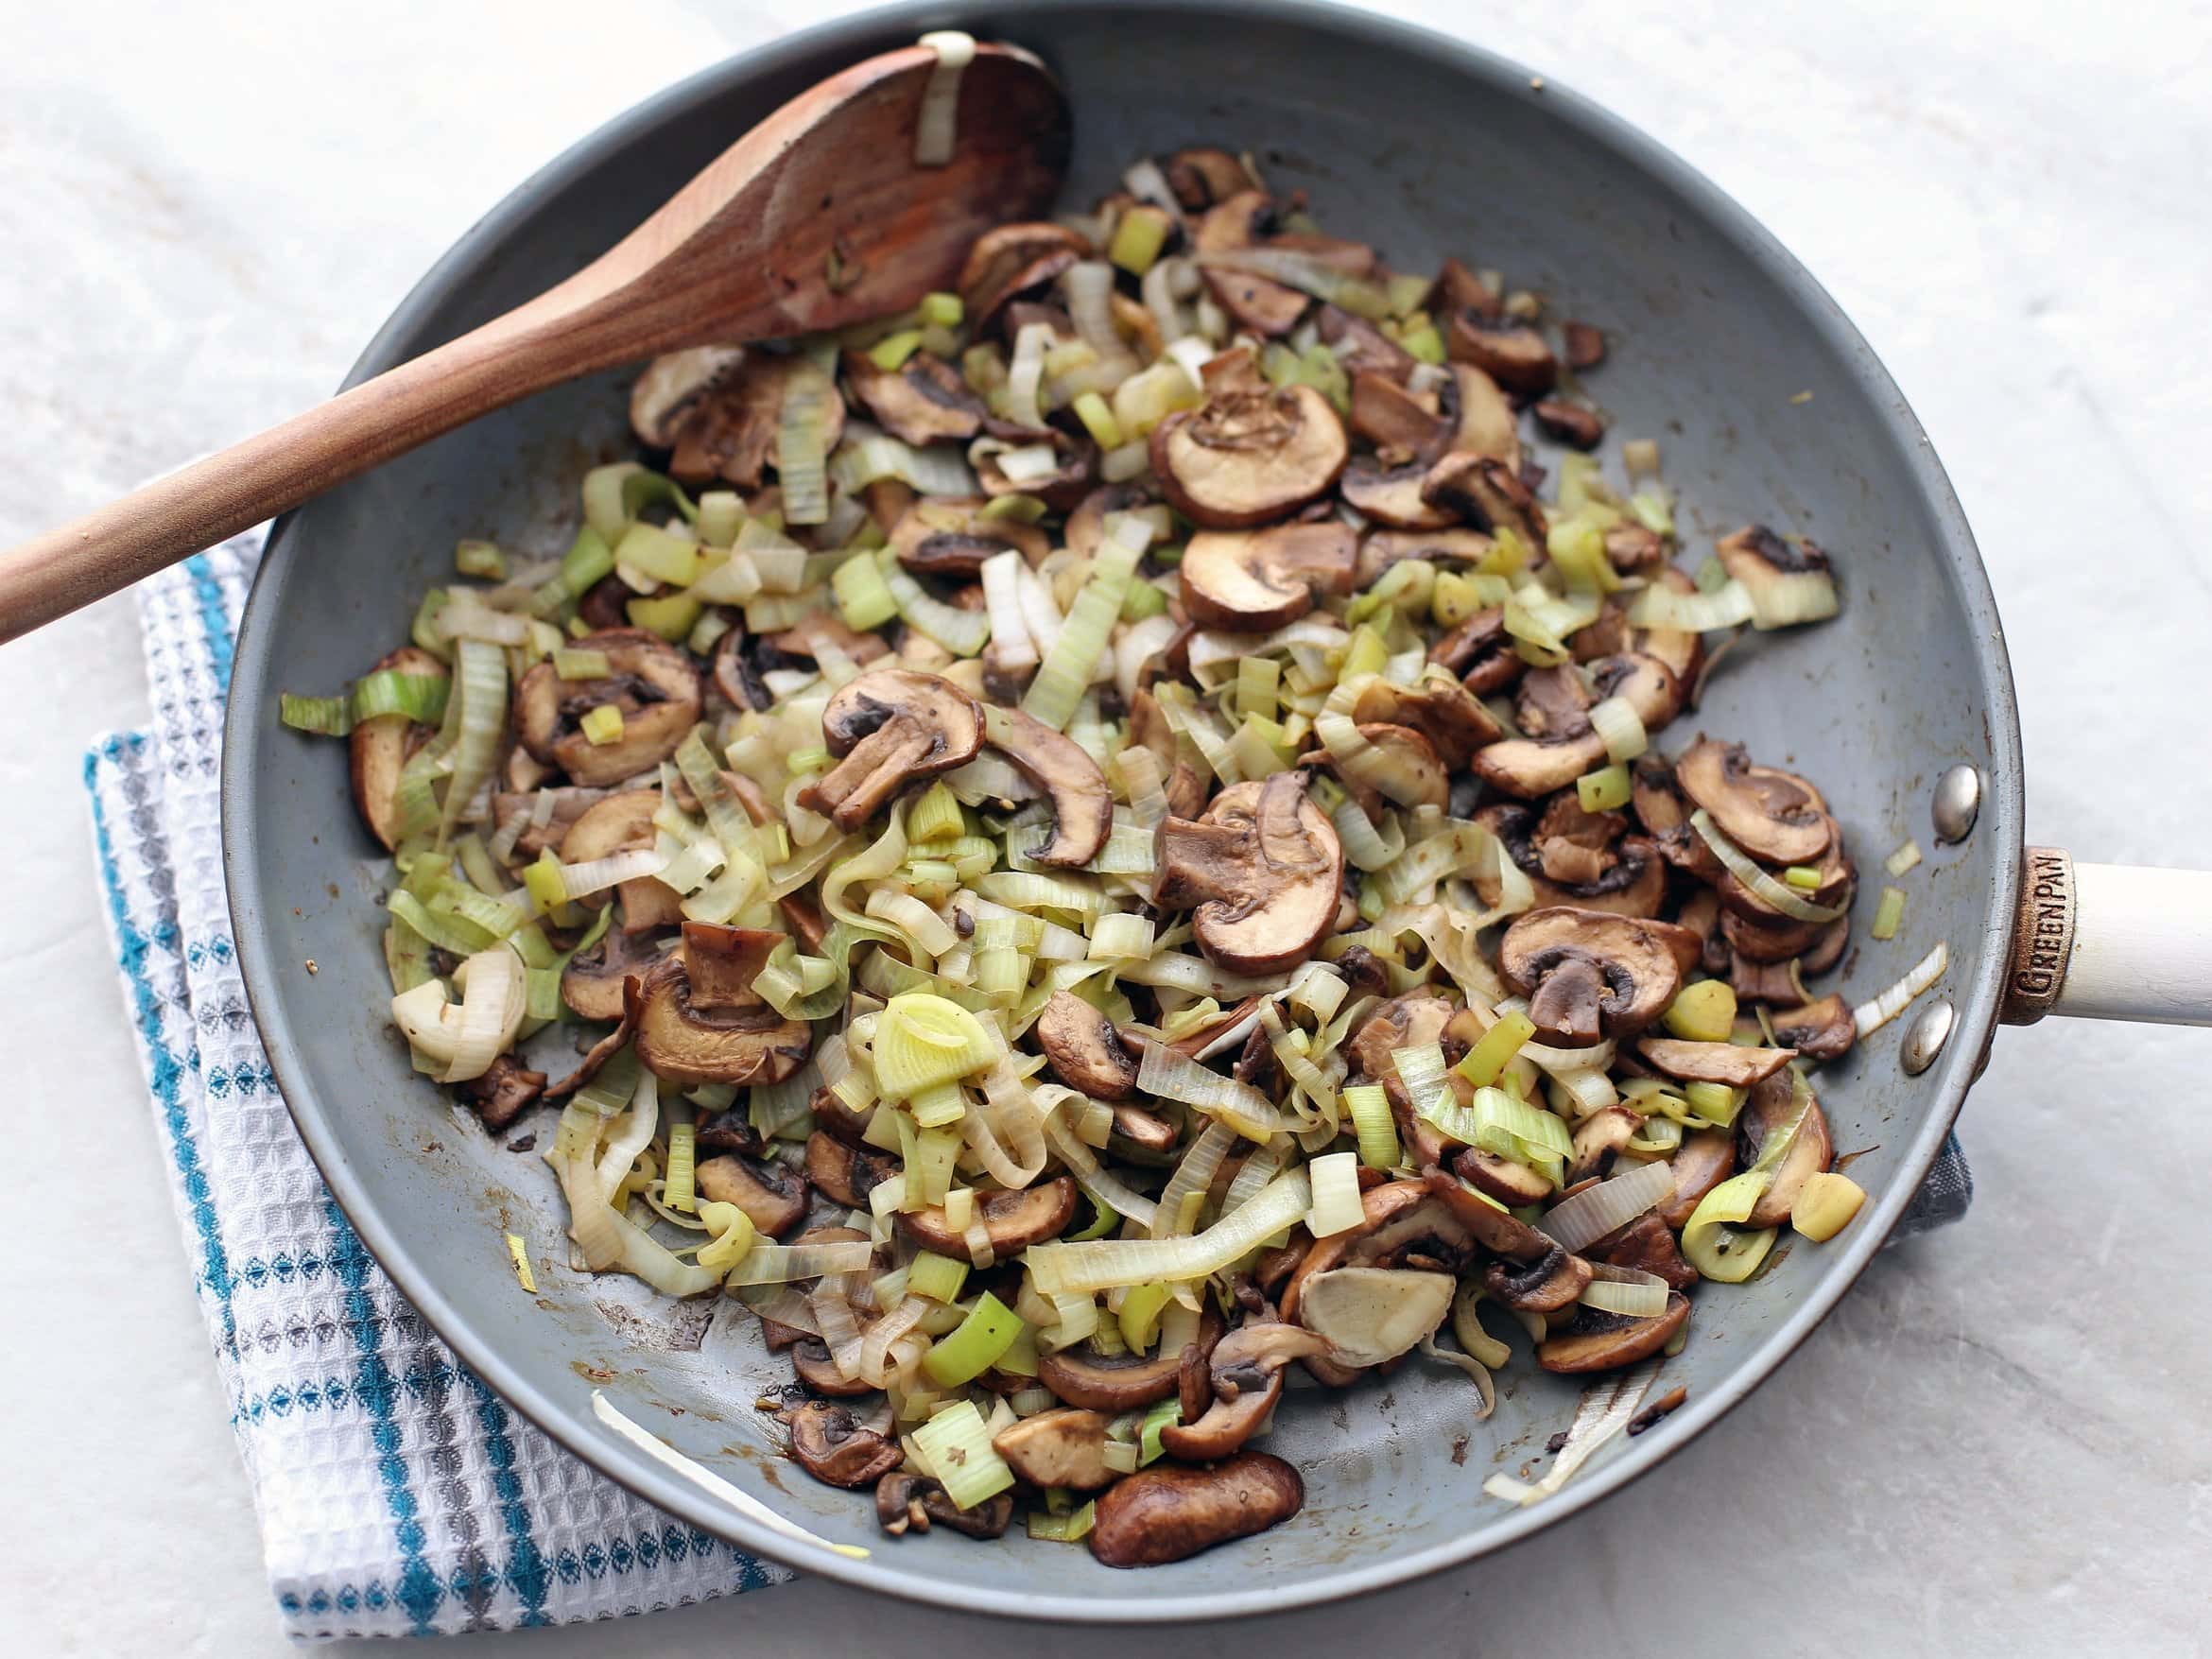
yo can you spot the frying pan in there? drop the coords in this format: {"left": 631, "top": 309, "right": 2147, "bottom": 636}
{"left": 218, "top": 0, "right": 2212, "bottom": 1622}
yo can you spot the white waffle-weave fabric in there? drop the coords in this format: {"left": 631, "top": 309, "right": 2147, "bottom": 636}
{"left": 82, "top": 530, "right": 791, "bottom": 1640}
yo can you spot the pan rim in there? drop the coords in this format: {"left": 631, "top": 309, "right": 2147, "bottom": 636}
{"left": 221, "top": 0, "right": 2023, "bottom": 1623}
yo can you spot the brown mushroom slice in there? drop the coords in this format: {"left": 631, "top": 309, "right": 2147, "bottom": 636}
{"left": 558, "top": 926, "right": 666, "bottom": 1024}
{"left": 991, "top": 1407, "right": 1116, "bottom": 1490}
{"left": 1153, "top": 773, "right": 1344, "bottom": 974}
{"left": 792, "top": 1338, "right": 873, "bottom": 1398}
{"left": 1532, "top": 400, "right": 1605, "bottom": 450}
{"left": 958, "top": 221, "right": 1090, "bottom": 333}
{"left": 973, "top": 430, "right": 1094, "bottom": 510}
{"left": 1358, "top": 526, "right": 1495, "bottom": 589}
{"left": 1637, "top": 1037, "right": 1798, "bottom": 1089}
{"left": 1420, "top": 1167, "right": 1554, "bottom": 1263}
{"left": 1537, "top": 1292, "right": 1689, "bottom": 1374}
{"left": 1739, "top": 1073, "right": 1835, "bottom": 1227}
{"left": 1498, "top": 907, "right": 1686, "bottom": 1045}
{"left": 1033, "top": 991, "right": 1138, "bottom": 1099}
{"left": 561, "top": 790, "right": 681, "bottom": 933}
{"left": 1193, "top": 191, "right": 1306, "bottom": 335}
{"left": 1150, "top": 384, "right": 1348, "bottom": 528}
{"left": 1281, "top": 1181, "right": 1474, "bottom": 1324}
{"left": 1566, "top": 1106, "right": 1644, "bottom": 1184}
{"left": 1477, "top": 802, "right": 1667, "bottom": 920}
{"left": 1427, "top": 603, "right": 1523, "bottom": 695}
{"left": 1088, "top": 1452, "right": 1305, "bottom": 1568}
{"left": 1587, "top": 1212, "right": 1698, "bottom": 1290}
{"left": 1164, "top": 147, "right": 1254, "bottom": 209}
{"left": 1350, "top": 371, "right": 1451, "bottom": 462}
{"left": 458, "top": 1054, "right": 545, "bottom": 1132}
{"left": 492, "top": 786, "right": 605, "bottom": 860}
{"left": 1063, "top": 483, "right": 1155, "bottom": 562}
{"left": 1718, "top": 905, "right": 1828, "bottom": 965}
{"left": 981, "top": 704, "right": 1113, "bottom": 867}
{"left": 1431, "top": 257, "right": 1503, "bottom": 319}
{"left": 1178, "top": 522, "right": 1357, "bottom": 631}
{"left": 665, "top": 354, "right": 840, "bottom": 490}
{"left": 1110, "top": 1103, "right": 1178, "bottom": 1157}
{"left": 874, "top": 1472, "right": 1014, "bottom": 1539}
{"left": 1293, "top": 1268, "right": 1456, "bottom": 1368}
{"left": 1673, "top": 738, "right": 1831, "bottom": 866}
{"left": 1482, "top": 1242, "right": 1594, "bottom": 1313}
{"left": 804, "top": 1130, "right": 899, "bottom": 1210}
{"left": 1731, "top": 952, "right": 1807, "bottom": 1005}
{"left": 1038, "top": 1305, "right": 1223, "bottom": 1411}
{"left": 839, "top": 350, "right": 985, "bottom": 447}
{"left": 1421, "top": 451, "right": 1547, "bottom": 546}
{"left": 1716, "top": 525, "right": 1840, "bottom": 627}
{"left": 1712, "top": 823, "right": 1854, "bottom": 925}
{"left": 901, "top": 1176, "right": 1078, "bottom": 1263}
{"left": 1604, "top": 520, "right": 1668, "bottom": 576}
{"left": 1305, "top": 722, "right": 1446, "bottom": 819}
{"left": 768, "top": 612, "right": 893, "bottom": 668}
{"left": 514, "top": 629, "right": 702, "bottom": 788}
{"left": 1160, "top": 1322, "right": 1336, "bottom": 1460}
{"left": 1473, "top": 654, "right": 1680, "bottom": 800}
{"left": 696, "top": 1152, "right": 808, "bottom": 1238}
{"left": 1458, "top": 1147, "right": 1554, "bottom": 1206}
{"left": 1631, "top": 568, "right": 1705, "bottom": 690}
{"left": 1443, "top": 364, "right": 1523, "bottom": 469}
{"left": 797, "top": 669, "right": 984, "bottom": 832}
{"left": 1348, "top": 673, "right": 1501, "bottom": 768}
{"left": 629, "top": 345, "right": 749, "bottom": 448}
{"left": 786, "top": 1402, "right": 902, "bottom": 1489}
{"left": 1446, "top": 312, "right": 1559, "bottom": 393}
{"left": 1564, "top": 320, "right": 1606, "bottom": 370}
{"left": 627, "top": 956, "right": 812, "bottom": 1088}
{"left": 348, "top": 647, "right": 448, "bottom": 850}
{"left": 1659, "top": 1127, "right": 1737, "bottom": 1229}
{"left": 1770, "top": 994, "right": 1856, "bottom": 1061}
{"left": 1340, "top": 457, "right": 1456, "bottom": 530}
{"left": 887, "top": 495, "right": 1046, "bottom": 579}
{"left": 1314, "top": 303, "right": 1416, "bottom": 383}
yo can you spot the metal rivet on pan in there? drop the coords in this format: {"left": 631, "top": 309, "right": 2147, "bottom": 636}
{"left": 1901, "top": 999, "right": 1955, "bottom": 1075}
{"left": 1931, "top": 766, "right": 1981, "bottom": 843}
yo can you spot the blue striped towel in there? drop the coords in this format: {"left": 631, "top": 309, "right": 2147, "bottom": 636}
{"left": 83, "top": 528, "right": 1970, "bottom": 1638}
{"left": 84, "top": 530, "right": 790, "bottom": 1641}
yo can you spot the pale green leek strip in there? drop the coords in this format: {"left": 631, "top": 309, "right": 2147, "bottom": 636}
{"left": 1024, "top": 1169, "right": 1311, "bottom": 1296}
{"left": 1023, "top": 521, "right": 1149, "bottom": 730}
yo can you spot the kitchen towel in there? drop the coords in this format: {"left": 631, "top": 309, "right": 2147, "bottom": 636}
{"left": 82, "top": 527, "right": 1970, "bottom": 1639}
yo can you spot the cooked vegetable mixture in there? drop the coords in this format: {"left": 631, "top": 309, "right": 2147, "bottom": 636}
{"left": 285, "top": 142, "right": 1945, "bottom": 1565}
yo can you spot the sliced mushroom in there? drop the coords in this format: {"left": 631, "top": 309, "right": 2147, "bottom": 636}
{"left": 1716, "top": 525, "right": 1838, "bottom": 624}
{"left": 560, "top": 791, "right": 681, "bottom": 932}
{"left": 627, "top": 955, "right": 812, "bottom": 1087}
{"left": 1432, "top": 257, "right": 1502, "bottom": 319}
{"left": 661, "top": 354, "right": 841, "bottom": 490}
{"left": 839, "top": 350, "right": 985, "bottom": 447}
{"left": 1443, "top": 364, "right": 1522, "bottom": 469}
{"left": 1739, "top": 1073, "right": 1834, "bottom": 1227}
{"left": 798, "top": 669, "right": 984, "bottom": 832}
{"left": 1282, "top": 1182, "right": 1476, "bottom": 1325}
{"left": 629, "top": 345, "right": 749, "bottom": 447}
{"left": 1498, "top": 907, "right": 1686, "bottom": 1045}
{"left": 1160, "top": 1321, "right": 1336, "bottom": 1459}
{"left": 514, "top": 629, "right": 702, "bottom": 788}
{"left": 1178, "top": 522, "right": 1357, "bottom": 630}
{"left": 544, "top": 1010, "right": 636, "bottom": 1099}
{"left": 1714, "top": 826, "right": 1855, "bottom": 926}
{"left": 766, "top": 612, "right": 892, "bottom": 668}
{"left": 1421, "top": 451, "right": 1547, "bottom": 545}
{"left": 981, "top": 704, "right": 1113, "bottom": 867}
{"left": 1349, "top": 994, "right": 1456, "bottom": 1106}
{"left": 1428, "top": 604, "right": 1524, "bottom": 696}
{"left": 974, "top": 430, "right": 1094, "bottom": 510}
{"left": 1292, "top": 1268, "right": 1456, "bottom": 1368}
{"left": 1731, "top": 951, "right": 1807, "bottom": 1005}
{"left": 1531, "top": 400, "right": 1605, "bottom": 449}
{"left": 1673, "top": 739, "right": 1831, "bottom": 865}
{"left": 1111, "top": 1103, "right": 1179, "bottom": 1157}
{"left": 458, "top": 1053, "right": 545, "bottom": 1132}
{"left": 1586, "top": 1212, "right": 1697, "bottom": 1290}
{"left": 1605, "top": 520, "right": 1668, "bottom": 576}
{"left": 1446, "top": 312, "right": 1558, "bottom": 393}
{"left": 1473, "top": 653, "right": 1680, "bottom": 799}
{"left": 1421, "top": 1167, "right": 1555, "bottom": 1263}
{"left": 1128, "top": 688, "right": 1208, "bottom": 819}
{"left": 1567, "top": 1106, "right": 1643, "bottom": 1184}
{"left": 1458, "top": 1146, "right": 1554, "bottom": 1206}
{"left": 1537, "top": 1292, "right": 1689, "bottom": 1374}
{"left": 958, "top": 221, "right": 1091, "bottom": 333}
{"left": 1482, "top": 1241, "right": 1595, "bottom": 1313}
{"left": 786, "top": 1402, "right": 902, "bottom": 1489}
{"left": 492, "top": 786, "right": 605, "bottom": 860}
{"left": 1033, "top": 991, "right": 1138, "bottom": 1099}
{"left": 348, "top": 647, "right": 447, "bottom": 850}
{"left": 1306, "top": 722, "right": 1446, "bottom": 819}
{"left": 1063, "top": 483, "right": 1155, "bottom": 562}
{"left": 1350, "top": 371, "right": 1451, "bottom": 462}
{"left": 992, "top": 1407, "right": 1115, "bottom": 1490}
{"left": 874, "top": 1472, "right": 1014, "bottom": 1539}
{"left": 1358, "top": 526, "right": 1495, "bottom": 589}
{"left": 1194, "top": 191, "right": 1306, "bottom": 334}
{"left": 1088, "top": 1452, "right": 1305, "bottom": 1568}
{"left": 1564, "top": 320, "right": 1606, "bottom": 371}
{"left": 1349, "top": 672, "right": 1502, "bottom": 768}
{"left": 1659, "top": 1127, "right": 1737, "bottom": 1229}
{"left": 804, "top": 1130, "right": 899, "bottom": 1210}
{"left": 900, "top": 1176, "right": 1079, "bottom": 1263}
{"left": 888, "top": 495, "right": 1047, "bottom": 579}
{"left": 1164, "top": 147, "right": 1254, "bottom": 210}
{"left": 558, "top": 926, "right": 666, "bottom": 1024}
{"left": 1318, "top": 304, "right": 1417, "bottom": 383}
{"left": 1630, "top": 568, "right": 1705, "bottom": 690}
{"left": 696, "top": 1152, "right": 808, "bottom": 1237}
{"left": 1340, "top": 457, "right": 1456, "bottom": 530}
{"left": 791, "top": 1338, "right": 873, "bottom": 1398}
{"left": 1770, "top": 994, "right": 1856, "bottom": 1061}
{"left": 1154, "top": 773, "right": 1344, "bottom": 974}
{"left": 1150, "top": 385, "right": 1348, "bottom": 527}
{"left": 1039, "top": 1305, "right": 1223, "bottom": 1411}
{"left": 1636, "top": 1037, "right": 1797, "bottom": 1088}
{"left": 1477, "top": 801, "right": 1667, "bottom": 919}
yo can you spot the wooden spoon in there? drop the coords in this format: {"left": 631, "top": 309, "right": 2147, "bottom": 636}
{"left": 0, "top": 41, "right": 1068, "bottom": 642}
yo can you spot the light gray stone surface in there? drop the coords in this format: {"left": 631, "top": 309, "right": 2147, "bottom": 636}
{"left": 3, "top": 1, "right": 2208, "bottom": 1652}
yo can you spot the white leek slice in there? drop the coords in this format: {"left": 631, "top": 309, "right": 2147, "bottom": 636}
{"left": 1539, "top": 1159, "right": 1676, "bottom": 1253}
{"left": 1025, "top": 1168, "right": 1311, "bottom": 1295}
{"left": 1688, "top": 808, "right": 1845, "bottom": 923}
{"left": 912, "top": 30, "right": 975, "bottom": 165}
{"left": 1851, "top": 940, "right": 1949, "bottom": 1036}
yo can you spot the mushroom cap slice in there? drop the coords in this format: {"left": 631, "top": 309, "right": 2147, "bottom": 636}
{"left": 1348, "top": 672, "right": 1502, "bottom": 768}
{"left": 1716, "top": 525, "right": 1839, "bottom": 625}
{"left": 1340, "top": 457, "right": 1456, "bottom": 530}
{"left": 348, "top": 646, "right": 448, "bottom": 851}
{"left": 1537, "top": 1292, "right": 1690, "bottom": 1374}
{"left": 1304, "top": 722, "right": 1447, "bottom": 819}
{"left": 1459, "top": 1147, "right": 1554, "bottom": 1206}
{"left": 1421, "top": 1167, "right": 1556, "bottom": 1263}
{"left": 1587, "top": 1212, "right": 1698, "bottom": 1290}
{"left": 1193, "top": 191, "right": 1307, "bottom": 335}
{"left": 1088, "top": 1452, "right": 1305, "bottom": 1568}
{"left": 804, "top": 1130, "right": 900, "bottom": 1210}
{"left": 991, "top": 1407, "right": 1115, "bottom": 1491}
{"left": 561, "top": 790, "right": 682, "bottom": 932}
{"left": 1498, "top": 907, "right": 1687, "bottom": 1045}
{"left": 1473, "top": 653, "right": 1680, "bottom": 800}
{"left": 839, "top": 350, "right": 985, "bottom": 448}
{"left": 1770, "top": 994, "right": 1857, "bottom": 1062}
{"left": 1566, "top": 1106, "right": 1642, "bottom": 1184}
{"left": 1445, "top": 312, "right": 1559, "bottom": 393}
{"left": 1636, "top": 1037, "right": 1798, "bottom": 1088}
{"left": 1317, "top": 303, "right": 1417, "bottom": 383}
{"left": 629, "top": 345, "right": 749, "bottom": 447}
{"left": 900, "top": 1175, "right": 1078, "bottom": 1263}
{"left": 888, "top": 495, "right": 1047, "bottom": 579}
{"left": 696, "top": 1152, "right": 808, "bottom": 1238}
{"left": 458, "top": 1054, "right": 545, "bottom": 1132}
{"left": 1658, "top": 1127, "right": 1737, "bottom": 1230}
{"left": 1358, "top": 526, "right": 1496, "bottom": 590}
{"left": 765, "top": 612, "right": 892, "bottom": 669}
{"left": 627, "top": 956, "right": 812, "bottom": 1088}
{"left": 1477, "top": 802, "right": 1667, "bottom": 919}
{"left": 798, "top": 669, "right": 984, "bottom": 832}
{"left": 1165, "top": 147, "right": 1254, "bottom": 209}
{"left": 973, "top": 429, "right": 1095, "bottom": 510}
{"left": 957, "top": 221, "right": 1091, "bottom": 332}
{"left": 1739, "top": 1073, "right": 1835, "bottom": 1227}
{"left": 558, "top": 926, "right": 666, "bottom": 1025}
{"left": 1178, "top": 522, "right": 1357, "bottom": 631}
{"left": 1481, "top": 1241, "right": 1594, "bottom": 1313}
{"left": 1421, "top": 451, "right": 1548, "bottom": 545}
{"left": 980, "top": 704, "right": 1112, "bottom": 867}
{"left": 1157, "top": 1322, "right": 1334, "bottom": 1460}
{"left": 786, "top": 1401, "right": 903, "bottom": 1489}
{"left": 1153, "top": 772, "right": 1344, "bottom": 975}
{"left": 874, "top": 1471, "right": 1015, "bottom": 1538}
{"left": 1038, "top": 1305, "right": 1224, "bottom": 1412}
{"left": 1150, "top": 385, "right": 1348, "bottom": 527}
{"left": 791, "top": 1337, "right": 873, "bottom": 1397}
{"left": 1674, "top": 738, "right": 1832, "bottom": 866}
{"left": 1033, "top": 991, "right": 1138, "bottom": 1099}
{"left": 1293, "top": 1268, "right": 1455, "bottom": 1368}
{"left": 492, "top": 785, "right": 605, "bottom": 860}
{"left": 1281, "top": 1181, "right": 1474, "bottom": 1322}
{"left": 514, "top": 629, "right": 702, "bottom": 788}
{"left": 1443, "top": 363, "right": 1522, "bottom": 469}
{"left": 661, "top": 354, "right": 843, "bottom": 490}
{"left": 1350, "top": 371, "right": 1451, "bottom": 462}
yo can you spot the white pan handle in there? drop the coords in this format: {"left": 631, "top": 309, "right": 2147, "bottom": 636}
{"left": 2001, "top": 849, "right": 2212, "bottom": 1026}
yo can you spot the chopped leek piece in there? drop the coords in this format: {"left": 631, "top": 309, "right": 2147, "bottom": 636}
{"left": 910, "top": 1399, "right": 1017, "bottom": 1510}
{"left": 1680, "top": 1170, "right": 1776, "bottom": 1282}
{"left": 553, "top": 648, "right": 611, "bottom": 682}
{"left": 613, "top": 521, "right": 701, "bottom": 588}
{"left": 1108, "top": 203, "right": 1172, "bottom": 275}
{"left": 1781, "top": 864, "right": 1823, "bottom": 890}
{"left": 1683, "top": 1080, "right": 1743, "bottom": 1127}
{"left": 664, "top": 1115, "right": 697, "bottom": 1214}
{"left": 1455, "top": 1011, "right": 1535, "bottom": 1088}
{"left": 1024, "top": 524, "right": 1145, "bottom": 730}
{"left": 626, "top": 592, "right": 703, "bottom": 641}
{"left": 1027, "top": 1499, "right": 1097, "bottom": 1542}
{"left": 907, "top": 782, "right": 966, "bottom": 843}
{"left": 1885, "top": 838, "right": 1924, "bottom": 877}
{"left": 921, "top": 1293, "right": 1024, "bottom": 1388}
{"left": 920, "top": 290, "right": 964, "bottom": 327}
{"left": 1117, "top": 1281, "right": 1172, "bottom": 1352}
{"left": 1305, "top": 1151, "right": 1365, "bottom": 1237}
{"left": 1872, "top": 885, "right": 1907, "bottom": 941}
{"left": 1586, "top": 696, "right": 1648, "bottom": 764}
{"left": 560, "top": 527, "right": 616, "bottom": 596}
{"left": 869, "top": 329, "right": 925, "bottom": 371}
{"left": 278, "top": 693, "right": 353, "bottom": 735}
{"left": 505, "top": 1233, "right": 537, "bottom": 1293}
{"left": 1791, "top": 1172, "right": 1866, "bottom": 1241}
{"left": 874, "top": 993, "right": 996, "bottom": 1098}
{"left": 1137, "top": 1397, "right": 1180, "bottom": 1465}
{"left": 1663, "top": 980, "right": 1737, "bottom": 1043}
{"left": 1576, "top": 763, "right": 1633, "bottom": 812}
{"left": 832, "top": 550, "right": 899, "bottom": 631}
{"left": 579, "top": 704, "right": 626, "bottom": 747}
{"left": 454, "top": 539, "right": 507, "bottom": 580}
{"left": 1343, "top": 1083, "right": 1401, "bottom": 1169}
{"left": 1071, "top": 391, "right": 1125, "bottom": 450}
{"left": 907, "top": 1251, "right": 971, "bottom": 1304}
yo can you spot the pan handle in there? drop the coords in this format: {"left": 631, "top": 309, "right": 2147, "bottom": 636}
{"left": 2001, "top": 849, "right": 2212, "bottom": 1025}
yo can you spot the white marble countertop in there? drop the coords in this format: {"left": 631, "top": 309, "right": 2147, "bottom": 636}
{"left": 5, "top": 1, "right": 2210, "bottom": 1652}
